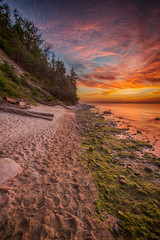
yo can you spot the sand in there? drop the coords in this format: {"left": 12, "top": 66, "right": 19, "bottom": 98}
{"left": 0, "top": 105, "right": 114, "bottom": 240}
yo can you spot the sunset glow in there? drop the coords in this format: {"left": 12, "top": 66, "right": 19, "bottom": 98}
{"left": 6, "top": 0, "right": 160, "bottom": 103}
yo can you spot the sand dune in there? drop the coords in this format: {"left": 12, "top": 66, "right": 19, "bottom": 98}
{"left": 0, "top": 105, "right": 113, "bottom": 240}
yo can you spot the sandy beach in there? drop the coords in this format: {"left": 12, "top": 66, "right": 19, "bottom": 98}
{"left": 0, "top": 105, "right": 114, "bottom": 240}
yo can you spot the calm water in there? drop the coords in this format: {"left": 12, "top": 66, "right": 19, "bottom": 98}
{"left": 94, "top": 103, "right": 160, "bottom": 157}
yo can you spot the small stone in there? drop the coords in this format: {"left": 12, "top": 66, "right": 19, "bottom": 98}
{"left": 119, "top": 179, "right": 127, "bottom": 185}
{"left": 97, "top": 135, "right": 102, "bottom": 139}
{"left": 118, "top": 211, "right": 123, "bottom": 215}
{"left": 127, "top": 166, "right": 132, "bottom": 170}
{"left": 144, "top": 167, "right": 153, "bottom": 173}
{"left": 0, "top": 151, "right": 4, "bottom": 156}
{"left": 88, "top": 158, "right": 93, "bottom": 162}
{"left": 103, "top": 110, "right": 112, "bottom": 115}
{"left": 113, "top": 224, "right": 120, "bottom": 236}
{"left": 119, "top": 175, "right": 125, "bottom": 180}
{"left": 137, "top": 130, "right": 142, "bottom": 134}
{"left": 104, "top": 195, "right": 108, "bottom": 200}
{"left": 88, "top": 147, "right": 93, "bottom": 152}
{"left": 117, "top": 220, "right": 123, "bottom": 227}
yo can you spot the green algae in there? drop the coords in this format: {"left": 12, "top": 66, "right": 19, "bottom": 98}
{"left": 77, "top": 107, "right": 160, "bottom": 240}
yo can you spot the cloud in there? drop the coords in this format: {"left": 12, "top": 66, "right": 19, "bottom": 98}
{"left": 6, "top": 0, "right": 160, "bottom": 102}
{"left": 150, "top": 91, "right": 160, "bottom": 94}
{"left": 84, "top": 89, "right": 117, "bottom": 97}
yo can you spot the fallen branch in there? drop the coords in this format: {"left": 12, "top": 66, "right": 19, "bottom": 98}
{"left": 0, "top": 106, "right": 53, "bottom": 121}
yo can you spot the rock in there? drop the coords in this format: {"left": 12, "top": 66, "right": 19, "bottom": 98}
{"left": 113, "top": 224, "right": 120, "bottom": 236}
{"left": 0, "top": 158, "right": 22, "bottom": 185}
{"left": 118, "top": 211, "right": 123, "bottom": 215}
{"left": 103, "top": 110, "right": 112, "bottom": 115}
{"left": 95, "top": 123, "right": 101, "bottom": 127}
{"left": 88, "top": 158, "right": 93, "bottom": 163}
{"left": 144, "top": 167, "right": 153, "bottom": 173}
{"left": 96, "top": 163, "right": 100, "bottom": 167}
{"left": 88, "top": 147, "right": 94, "bottom": 152}
{"left": 119, "top": 179, "right": 127, "bottom": 185}
{"left": 119, "top": 175, "right": 125, "bottom": 180}
{"left": 117, "top": 220, "right": 123, "bottom": 227}
{"left": 104, "top": 195, "right": 108, "bottom": 200}
{"left": 137, "top": 130, "right": 142, "bottom": 134}
{"left": 0, "top": 151, "right": 4, "bottom": 156}
{"left": 96, "top": 135, "right": 102, "bottom": 139}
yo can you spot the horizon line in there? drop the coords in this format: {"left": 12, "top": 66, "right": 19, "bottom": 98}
{"left": 81, "top": 101, "right": 160, "bottom": 104}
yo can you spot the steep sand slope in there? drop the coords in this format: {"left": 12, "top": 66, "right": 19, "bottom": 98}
{"left": 0, "top": 105, "right": 114, "bottom": 240}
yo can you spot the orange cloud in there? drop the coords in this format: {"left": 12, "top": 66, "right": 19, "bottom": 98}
{"left": 150, "top": 91, "right": 160, "bottom": 94}
{"left": 84, "top": 89, "right": 117, "bottom": 97}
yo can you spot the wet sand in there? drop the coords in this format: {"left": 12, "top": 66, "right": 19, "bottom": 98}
{"left": 0, "top": 105, "right": 114, "bottom": 240}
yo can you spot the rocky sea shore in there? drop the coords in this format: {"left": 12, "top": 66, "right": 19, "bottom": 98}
{"left": 76, "top": 103, "right": 160, "bottom": 240}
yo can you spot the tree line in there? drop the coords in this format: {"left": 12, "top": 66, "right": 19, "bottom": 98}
{"left": 0, "top": 0, "right": 78, "bottom": 104}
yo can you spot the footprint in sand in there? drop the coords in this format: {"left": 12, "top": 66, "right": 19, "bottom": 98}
{"left": 52, "top": 195, "right": 60, "bottom": 206}
{"left": 61, "top": 194, "right": 70, "bottom": 208}
{"left": 70, "top": 196, "right": 78, "bottom": 211}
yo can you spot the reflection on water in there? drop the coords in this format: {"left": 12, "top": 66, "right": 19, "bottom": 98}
{"left": 94, "top": 103, "right": 160, "bottom": 157}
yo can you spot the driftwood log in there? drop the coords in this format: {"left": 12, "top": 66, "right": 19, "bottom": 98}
{"left": 16, "top": 100, "right": 26, "bottom": 106}
{"left": 0, "top": 106, "right": 53, "bottom": 121}
{"left": 26, "top": 110, "right": 54, "bottom": 118}
{"left": 20, "top": 89, "right": 71, "bottom": 110}
{"left": 3, "top": 96, "right": 30, "bottom": 109}
{"left": 3, "top": 96, "right": 16, "bottom": 104}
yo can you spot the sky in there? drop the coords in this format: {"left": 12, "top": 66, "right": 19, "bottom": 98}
{"left": 5, "top": 0, "right": 160, "bottom": 103}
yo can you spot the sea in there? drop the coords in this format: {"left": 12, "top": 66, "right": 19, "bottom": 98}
{"left": 93, "top": 103, "right": 160, "bottom": 157}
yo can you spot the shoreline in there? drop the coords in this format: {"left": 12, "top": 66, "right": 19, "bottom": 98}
{"left": 76, "top": 103, "right": 160, "bottom": 240}
{"left": 106, "top": 114, "right": 160, "bottom": 157}
{"left": 92, "top": 103, "right": 160, "bottom": 157}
